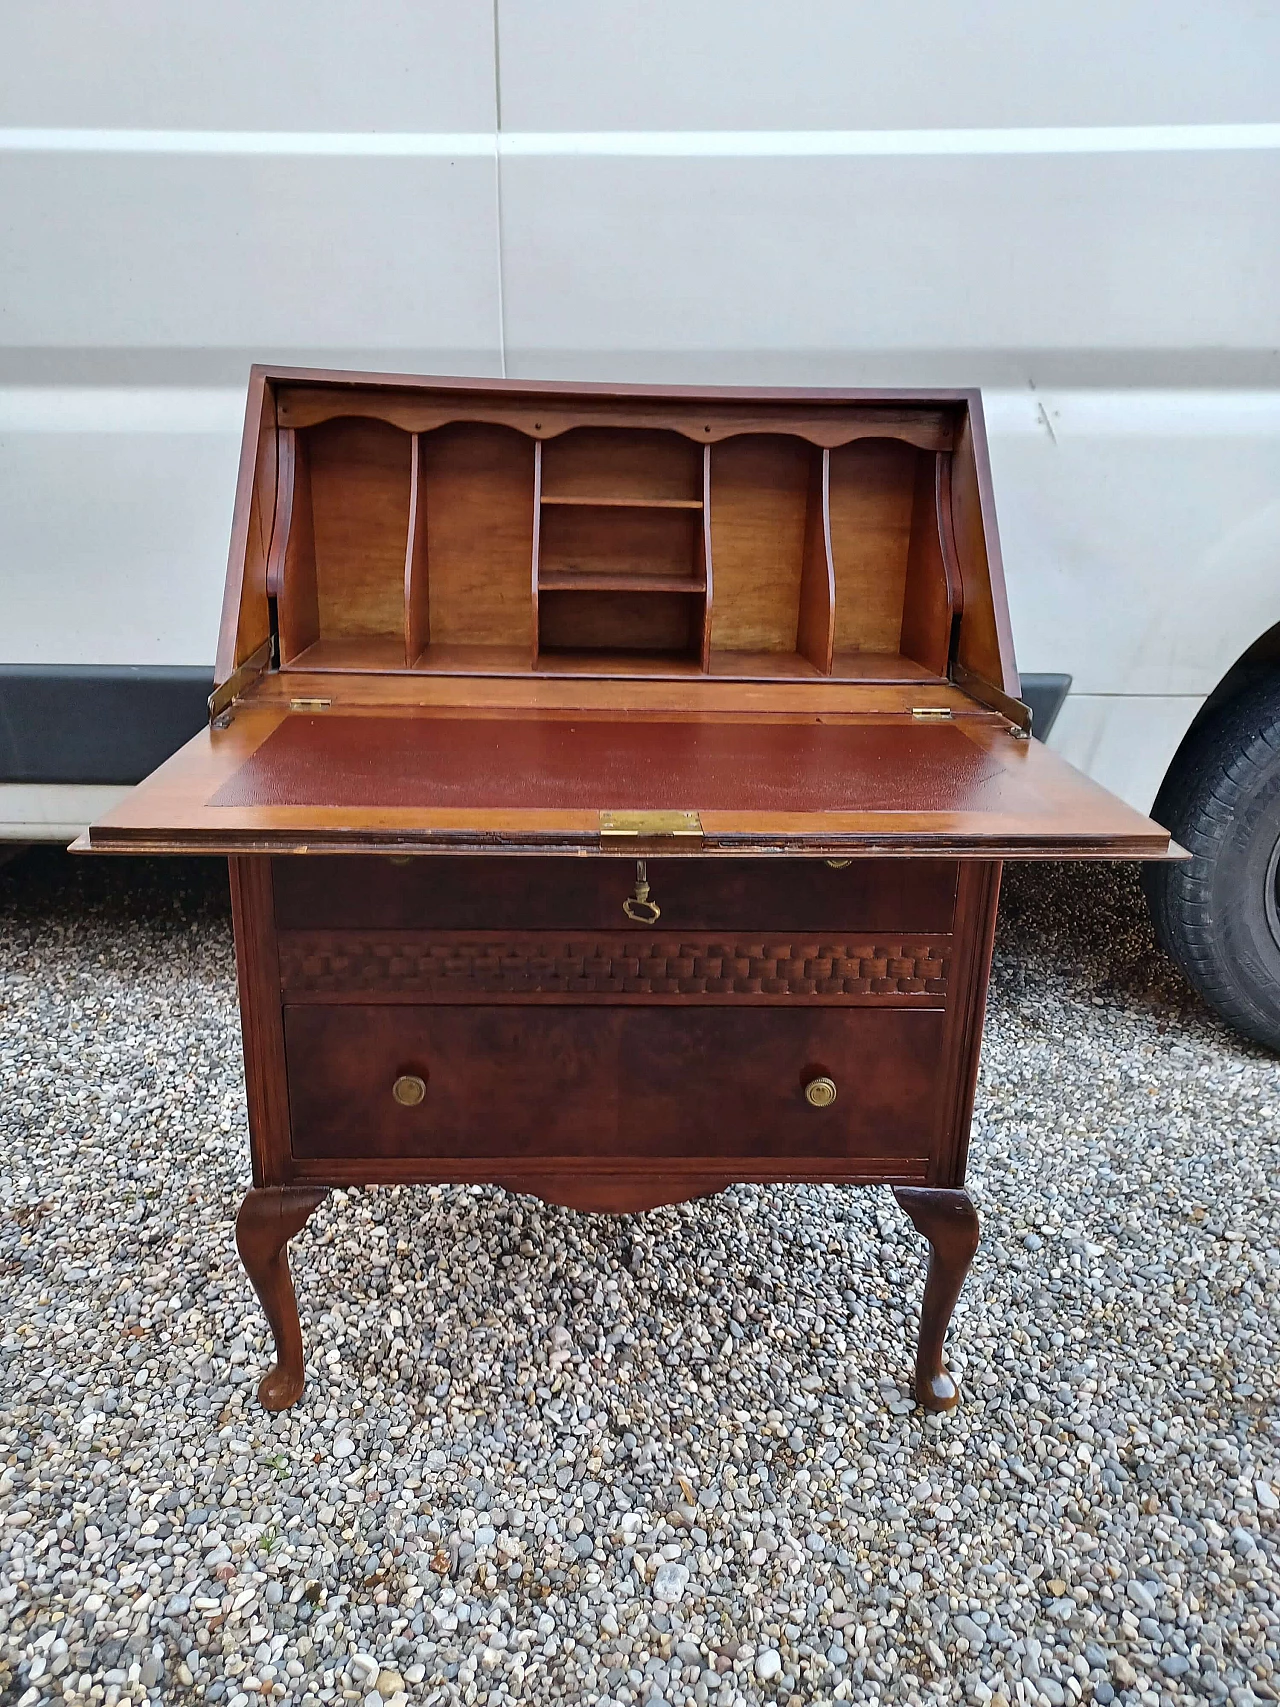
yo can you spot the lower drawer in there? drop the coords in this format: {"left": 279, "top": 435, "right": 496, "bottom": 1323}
{"left": 283, "top": 1003, "right": 944, "bottom": 1163}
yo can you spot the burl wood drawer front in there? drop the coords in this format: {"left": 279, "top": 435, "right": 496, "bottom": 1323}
{"left": 271, "top": 856, "right": 957, "bottom": 933}
{"left": 283, "top": 1004, "right": 945, "bottom": 1162}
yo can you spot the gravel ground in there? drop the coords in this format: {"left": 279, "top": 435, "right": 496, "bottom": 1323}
{"left": 1, "top": 850, "right": 1277, "bottom": 1707}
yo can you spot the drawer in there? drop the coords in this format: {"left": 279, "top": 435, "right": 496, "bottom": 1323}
{"left": 271, "top": 855, "right": 957, "bottom": 933}
{"left": 283, "top": 1003, "right": 945, "bottom": 1162}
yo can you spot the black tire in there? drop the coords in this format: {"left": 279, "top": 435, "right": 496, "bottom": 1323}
{"left": 1142, "top": 673, "right": 1280, "bottom": 1051}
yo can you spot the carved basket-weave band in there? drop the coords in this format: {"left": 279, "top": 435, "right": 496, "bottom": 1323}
{"left": 279, "top": 933, "right": 952, "bottom": 999}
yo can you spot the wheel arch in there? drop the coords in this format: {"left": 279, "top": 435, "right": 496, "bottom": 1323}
{"left": 1153, "top": 618, "right": 1280, "bottom": 817}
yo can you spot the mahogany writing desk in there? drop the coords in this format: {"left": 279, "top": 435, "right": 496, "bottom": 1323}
{"left": 80, "top": 371, "right": 1178, "bottom": 1413}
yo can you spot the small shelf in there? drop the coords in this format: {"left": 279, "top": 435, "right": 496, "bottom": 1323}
{"left": 278, "top": 640, "right": 951, "bottom": 684}
{"left": 534, "top": 649, "right": 705, "bottom": 676}
{"left": 829, "top": 651, "right": 943, "bottom": 683}
{"left": 705, "top": 651, "right": 947, "bottom": 682}
{"left": 284, "top": 635, "right": 409, "bottom": 672}
{"left": 540, "top": 494, "right": 703, "bottom": 510}
{"left": 538, "top": 573, "right": 706, "bottom": 593}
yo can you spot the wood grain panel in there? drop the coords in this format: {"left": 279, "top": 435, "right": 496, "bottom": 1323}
{"left": 540, "top": 427, "right": 702, "bottom": 501}
{"left": 306, "top": 417, "right": 411, "bottom": 639}
{"left": 932, "top": 859, "right": 1002, "bottom": 1185}
{"left": 421, "top": 423, "right": 535, "bottom": 650}
{"left": 265, "top": 429, "right": 319, "bottom": 665}
{"left": 796, "top": 447, "right": 835, "bottom": 674}
{"left": 708, "top": 435, "right": 810, "bottom": 652}
{"left": 215, "top": 370, "right": 277, "bottom": 683}
{"left": 228, "top": 856, "right": 291, "bottom": 1186}
{"left": 403, "top": 434, "right": 430, "bottom": 663}
{"left": 899, "top": 452, "right": 960, "bottom": 678}
{"left": 538, "top": 590, "right": 700, "bottom": 656}
{"left": 538, "top": 504, "right": 701, "bottom": 582}
{"left": 283, "top": 1004, "right": 945, "bottom": 1161}
{"left": 828, "top": 439, "right": 918, "bottom": 656}
{"left": 951, "top": 408, "right": 1019, "bottom": 695}
{"left": 697, "top": 444, "right": 714, "bottom": 669}
{"left": 275, "top": 382, "right": 958, "bottom": 452}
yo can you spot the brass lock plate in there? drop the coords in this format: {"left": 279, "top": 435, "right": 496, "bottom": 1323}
{"left": 599, "top": 810, "right": 703, "bottom": 846}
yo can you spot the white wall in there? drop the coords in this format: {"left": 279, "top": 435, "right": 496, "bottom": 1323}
{"left": 2, "top": 1, "right": 1279, "bottom": 810}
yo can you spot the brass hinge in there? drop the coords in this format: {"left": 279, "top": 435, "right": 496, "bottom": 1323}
{"left": 599, "top": 809, "right": 703, "bottom": 846}
{"left": 289, "top": 697, "right": 332, "bottom": 712}
{"left": 208, "top": 636, "right": 273, "bottom": 724}
{"left": 912, "top": 706, "right": 953, "bottom": 721}
{"left": 949, "top": 660, "right": 1034, "bottom": 737}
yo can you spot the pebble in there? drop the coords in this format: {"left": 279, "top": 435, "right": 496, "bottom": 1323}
{"left": 651, "top": 1560, "right": 690, "bottom": 1602}
{"left": 954, "top": 1612, "right": 987, "bottom": 1651}
{"left": 1, "top": 853, "right": 1278, "bottom": 1707}
{"left": 1126, "top": 1579, "right": 1157, "bottom": 1614}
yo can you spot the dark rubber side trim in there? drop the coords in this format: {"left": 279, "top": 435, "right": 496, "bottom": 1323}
{"left": 0, "top": 664, "right": 213, "bottom": 784}
{"left": 1020, "top": 673, "right": 1072, "bottom": 741}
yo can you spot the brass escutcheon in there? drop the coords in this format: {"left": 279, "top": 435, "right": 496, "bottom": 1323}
{"left": 824, "top": 858, "right": 853, "bottom": 869}
{"left": 392, "top": 1074, "right": 427, "bottom": 1107}
{"left": 804, "top": 1076, "right": 837, "bottom": 1108}
{"left": 622, "top": 859, "right": 661, "bottom": 925}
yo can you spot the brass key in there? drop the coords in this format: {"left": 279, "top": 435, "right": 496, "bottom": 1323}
{"left": 622, "top": 860, "right": 661, "bottom": 925}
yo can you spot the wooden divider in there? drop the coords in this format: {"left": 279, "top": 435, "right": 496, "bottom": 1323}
{"left": 403, "top": 433, "right": 430, "bottom": 665}
{"left": 796, "top": 446, "right": 835, "bottom": 674}
{"left": 266, "top": 411, "right": 955, "bottom": 684}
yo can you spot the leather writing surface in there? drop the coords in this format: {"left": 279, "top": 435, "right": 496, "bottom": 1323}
{"left": 210, "top": 713, "right": 1010, "bottom": 816}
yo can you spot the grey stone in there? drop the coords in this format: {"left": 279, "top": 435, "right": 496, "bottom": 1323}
{"left": 755, "top": 1649, "right": 782, "bottom": 1682}
{"left": 953, "top": 1614, "right": 986, "bottom": 1651}
{"left": 1126, "top": 1580, "right": 1157, "bottom": 1615}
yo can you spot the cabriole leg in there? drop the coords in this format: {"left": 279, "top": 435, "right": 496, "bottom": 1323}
{"left": 892, "top": 1186, "right": 980, "bottom": 1412}
{"left": 235, "top": 1187, "right": 328, "bottom": 1411}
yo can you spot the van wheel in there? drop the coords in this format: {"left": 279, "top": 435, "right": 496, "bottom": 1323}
{"left": 1142, "top": 674, "right": 1280, "bottom": 1051}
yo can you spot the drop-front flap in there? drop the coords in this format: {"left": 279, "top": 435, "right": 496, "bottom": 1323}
{"left": 81, "top": 697, "right": 1177, "bottom": 860}
{"left": 79, "top": 370, "right": 1178, "bottom": 863}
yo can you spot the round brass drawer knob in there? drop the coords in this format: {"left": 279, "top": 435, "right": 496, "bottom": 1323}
{"left": 804, "top": 1075, "right": 837, "bottom": 1108}
{"left": 392, "top": 1074, "right": 427, "bottom": 1107}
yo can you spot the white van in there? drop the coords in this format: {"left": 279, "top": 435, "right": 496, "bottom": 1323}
{"left": 2, "top": 2, "right": 1279, "bottom": 1044}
